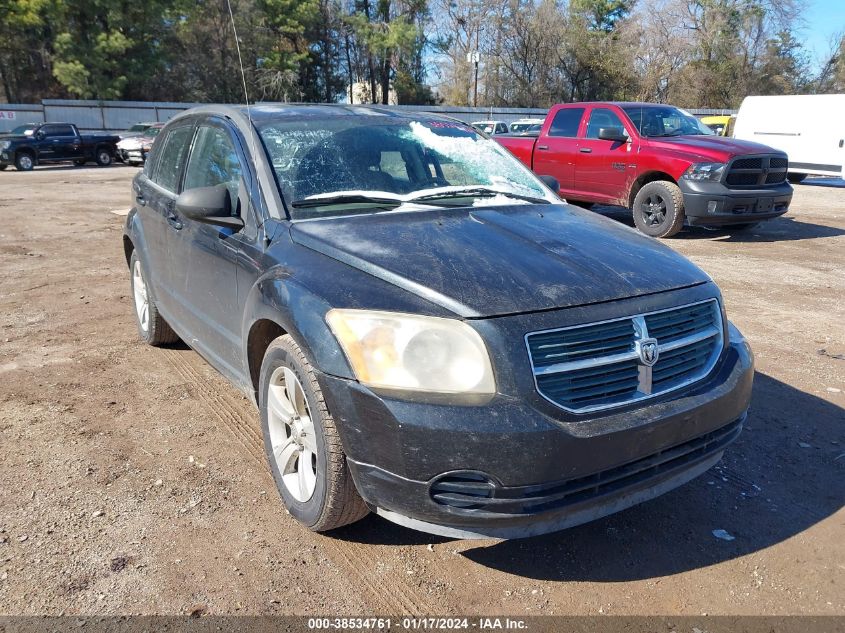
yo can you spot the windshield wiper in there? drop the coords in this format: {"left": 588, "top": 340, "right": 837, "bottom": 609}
{"left": 291, "top": 194, "right": 402, "bottom": 209}
{"left": 409, "top": 187, "right": 549, "bottom": 205}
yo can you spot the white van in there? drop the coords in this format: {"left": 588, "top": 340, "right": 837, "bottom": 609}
{"left": 733, "top": 94, "right": 845, "bottom": 182}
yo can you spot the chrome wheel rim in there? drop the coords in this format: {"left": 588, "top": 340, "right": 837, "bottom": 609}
{"left": 19, "top": 155, "right": 33, "bottom": 170}
{"left": 99, "top": 151, "right": 110, "bottom": 164}
{"left": 132, "top": 260, "right": 149, "bottom": 332}
{"left": 641, "top": 194, "right": 667, "bottom": 226}
{"left": 267, "top": 366, "right": 318, "bottom": 502}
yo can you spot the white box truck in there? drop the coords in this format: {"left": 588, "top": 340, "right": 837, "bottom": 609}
{"left": 733, "top": 94, "right": 845, "bottom": 182}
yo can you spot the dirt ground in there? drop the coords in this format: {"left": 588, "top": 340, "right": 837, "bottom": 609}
{"left": 0, "top": 165, "right": 843, "bottom": 617}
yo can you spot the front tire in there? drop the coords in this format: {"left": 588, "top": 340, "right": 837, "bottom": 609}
{"left": 632, "top": 180, "right": 685, "bottom": 238}
{"left": 129, "top": 251, "right": 179, "bottom": 345}
{"left": 260, "top": 334, "right": 368, "bottom": 532}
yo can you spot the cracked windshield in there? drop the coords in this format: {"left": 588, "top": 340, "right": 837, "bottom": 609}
{"left": 258, "top": 117, "right": 552, "bottom": 218}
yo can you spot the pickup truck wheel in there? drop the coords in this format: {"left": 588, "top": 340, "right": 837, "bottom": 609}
{"left": 260, "top": 334, "right": 369, "bottom": 532}
{"left": 95, "top": 149, "right": 112, "bottom": 167}
{"left": 129, "top": 252, "right": 179, "bottom": 345}
{"left": 0, "top": 165, "right": 7, "bottom": 171}
{"left": 74, "top": 159, "right": 87, "bottom": 167}
{"left": 632, "top": 181, "right": 685, "bottom": 238}
{"left": 15, "top": 153, "right": 34, "bottom": 171}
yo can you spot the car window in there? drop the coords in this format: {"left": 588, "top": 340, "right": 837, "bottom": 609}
{"left": 585, "top": 108, "right": 625, "bottom": 139}
{"left": 496, "top": 123, "right": 507, "bottom": 134}
{"left": 183, "top": 124, "right": 242, "bottom": 213}
{"left": 41, "top": 124, "right": 75, "bottom": 137}
{"left": 151, "top": 125, "right": 194, "bottom": 193}
{"left": 548, "top": 108, "right": 585, "bottom": 137}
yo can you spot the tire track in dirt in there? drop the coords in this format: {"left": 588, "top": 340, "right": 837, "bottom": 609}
{"left": 159, "top": 347, "right": 438, "bottom": 616}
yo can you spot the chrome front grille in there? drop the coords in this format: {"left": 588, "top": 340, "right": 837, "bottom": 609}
{"left": 725, "top": 154, "right": 788, "bottom": 187}
{"left": 526, "top": 299, "right": 724, "bottom": 413}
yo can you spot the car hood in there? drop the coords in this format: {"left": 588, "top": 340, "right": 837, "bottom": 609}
{"left": 289, "top": 204, "right": 710, "bottom": 318}
{"left": 0, "top": 134, "right": 27, "bottom": 142}
{"left": 645, "top": 135, "right": 783, "bottom": 162}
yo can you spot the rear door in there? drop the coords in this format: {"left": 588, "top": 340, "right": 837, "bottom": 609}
{"left": 574, "top": 106, "right": 634, "bottom": 204}
{"left": 531, "top": 106, "right": 586, "bottom": 195}
{"left": 135, "top": 121, "right": 196, "bottom": 317}
{"left": 167, "top": 118, "right": 247, "bottom": 375}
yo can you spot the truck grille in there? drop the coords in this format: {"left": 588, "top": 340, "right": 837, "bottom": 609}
{"left": 725, "top": 155, "right": 788, "bottom": 187}
{"left": 526, "top": 299, "right": 723, "bottom": 413}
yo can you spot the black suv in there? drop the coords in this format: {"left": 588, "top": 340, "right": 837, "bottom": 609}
{"left": 123, "top": 105, "right": 754, "bottom": 539}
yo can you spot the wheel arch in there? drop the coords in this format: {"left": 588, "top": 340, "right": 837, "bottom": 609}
{"left": 628, "top": 171, "right": 678, "bottom": 208}
{"left": 243, "top": 275, "right": 355, "bottom": 402}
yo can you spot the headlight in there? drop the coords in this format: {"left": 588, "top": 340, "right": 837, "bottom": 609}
{"left": 682, "top": 162, "right": 726, "bottom": 181}
{"left": 0, "top": 141, "right": 10, "bottom": 150}
{"left": 326, "top": 309, "right": 496, "bottom": 395}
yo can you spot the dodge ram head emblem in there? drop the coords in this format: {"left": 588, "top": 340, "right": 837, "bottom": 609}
{"left": 637, "top": 338, "right": 659, "bottom": 366}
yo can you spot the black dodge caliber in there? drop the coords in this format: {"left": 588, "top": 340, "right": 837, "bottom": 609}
{"left": 124, "top": 104, "right": 754, "bottom": 539}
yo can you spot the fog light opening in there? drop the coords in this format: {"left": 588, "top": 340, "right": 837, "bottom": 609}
{"left": 707, "top": 200, "right": 718, "bottom": 214}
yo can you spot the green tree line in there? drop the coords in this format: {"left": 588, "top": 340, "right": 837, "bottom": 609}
{"left": 1, "top": 0, "right": 843, "bottom": 108}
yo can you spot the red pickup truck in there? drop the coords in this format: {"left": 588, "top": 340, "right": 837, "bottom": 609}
{"left": 496, "top": 102, "right": 793, "bottom": 237}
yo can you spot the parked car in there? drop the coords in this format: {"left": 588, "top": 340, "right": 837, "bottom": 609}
{"left": 508, "top": 118, "right": 544, "bottom": 135}
{"left": 496, "top": 102, "right": 793, "bottom": 237}
{"left": 124, "top": 104, "right": 753, "bottom": 539}
{"left": 0, "top": 123, "right": 119, "bottom": 171}
{"left": 119, "top": 122, "right": 160, "bottom": 140}
{"left": 733, "top": 94, "right": 845, "bottom": 182}
{"left": 117, "top": 123, "right": 165, "bottom": 165}
{"left": 471, "top": 120, "right": 510, "bottom": 135}
{"left": 699, "top": 115, "right": 735, "bottom": 137}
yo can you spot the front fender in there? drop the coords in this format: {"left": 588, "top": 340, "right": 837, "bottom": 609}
{"left": 242, "top": 271, "right": 355, "bottom": 380}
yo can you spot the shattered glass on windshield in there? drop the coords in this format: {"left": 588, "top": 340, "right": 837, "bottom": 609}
{"left": 258, "top": 117, "right": 551, "bottom": 218}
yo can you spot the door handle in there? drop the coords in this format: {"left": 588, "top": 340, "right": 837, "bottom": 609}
{"left": 579, "top": 147, "right": 592, "bottom": 153}
{"left": 537, "top": 145, "right": 549, "bottom": 150}
{"left": 166, "top": 213, "right": 183, "bottom": 230}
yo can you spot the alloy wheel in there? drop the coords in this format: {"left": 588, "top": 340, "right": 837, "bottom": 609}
{"left": 132, "top": 260, "right": 149, "bottom": 332}
{"left": 267, "top": 367, "right": 318, "bottom": 502}
{"left": 641, "top": 194, "right": 667, "bottom": 226}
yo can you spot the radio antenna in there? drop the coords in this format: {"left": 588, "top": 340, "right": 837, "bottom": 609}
{"left": 225, "top": 0, "right": 269, "bottom": 225}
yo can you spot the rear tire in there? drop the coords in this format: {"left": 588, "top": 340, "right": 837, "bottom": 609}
{"left": 129, "top": 251, "right": 179, "bottom": 346}
{"left": 632, "top": 180, "right": 685, "bottom": 238}
{"left": 95, "top": 148, "right": 112, "bottom": 166}
{"left": 15, "top": 152, "right": 34, "bottom": 171}
{"left": 260, "top": 334, "right": 369, "bottom": 532}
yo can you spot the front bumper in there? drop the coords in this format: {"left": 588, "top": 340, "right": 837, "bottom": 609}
{"left": 0, "top": 151, "right": 12, "bottom": 166}
{"left": 319, "top": 318, "right": 754, "bottom": 539}
{"left": 679, "top": 179, "right": 792, "bottom": 226}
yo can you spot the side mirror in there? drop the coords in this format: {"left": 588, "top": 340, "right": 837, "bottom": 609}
{"left": 598, "top": 127, "right": 629, "bottom": 143}
{"left": 175, "top": 185, "right": 244, "bottom": 230}
{"left": 537, "top": 175, "right": 560, "bottom": 194}
{"left": 35, "top": 131, "right": 45, "bottom": 140}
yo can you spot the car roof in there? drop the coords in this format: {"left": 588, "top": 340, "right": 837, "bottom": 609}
{"left": 172, "top": 103, "right": 466, "bottom": 127}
